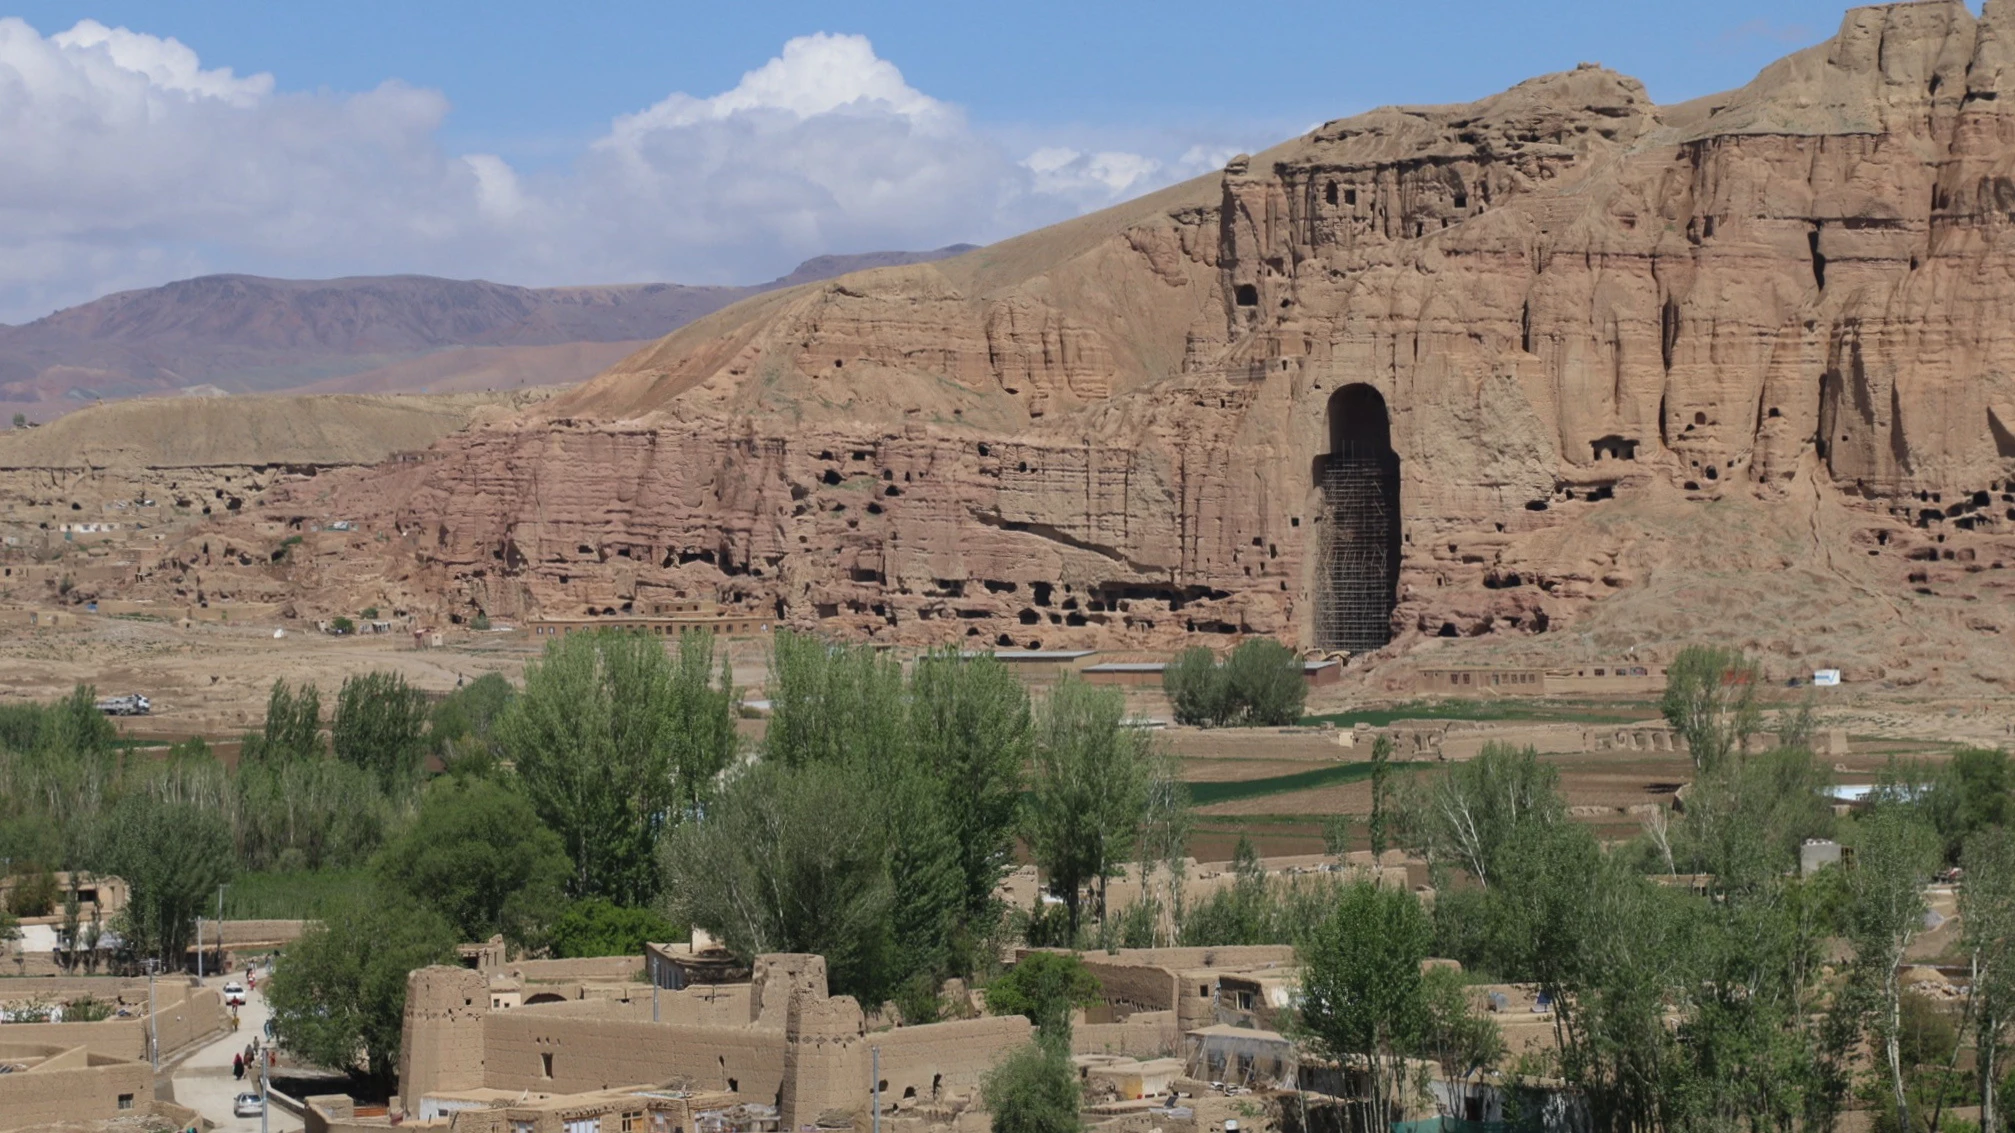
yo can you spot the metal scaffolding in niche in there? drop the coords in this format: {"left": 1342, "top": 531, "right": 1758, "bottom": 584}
{"left": 1315, "top": 386, "right": 1400, "bottom": 652}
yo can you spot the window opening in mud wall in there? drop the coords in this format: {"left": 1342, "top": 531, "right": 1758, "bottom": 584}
{"left": 1315, "top": 384, "right": 1400, "bottom": 651}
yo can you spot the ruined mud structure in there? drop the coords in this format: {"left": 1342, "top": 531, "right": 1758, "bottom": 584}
{"left": 21, "top": 2, "right": 2015, "bottom": 676}
{"left": 398, "top": 954, "right": 1029, "bottom": 1132}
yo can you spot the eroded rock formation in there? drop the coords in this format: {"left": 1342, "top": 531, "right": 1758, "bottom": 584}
{"left": 85, "top": 1, "right": 2015, "bottom": 678}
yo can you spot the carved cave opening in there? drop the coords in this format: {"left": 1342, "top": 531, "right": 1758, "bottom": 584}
{"left": 1315, "top": 384, "right": 1400, "bottom": 652}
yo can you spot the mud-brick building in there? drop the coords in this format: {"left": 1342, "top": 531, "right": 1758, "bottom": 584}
{"left": 398, "top": 954, "right": 1031, "bottom": 1131}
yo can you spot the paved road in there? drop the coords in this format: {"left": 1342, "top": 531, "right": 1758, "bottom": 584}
{"left": 169, "top": 975, "right": 303, "bottom": 1133}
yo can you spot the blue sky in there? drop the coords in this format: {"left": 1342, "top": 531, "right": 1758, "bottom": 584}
{"left": 0, "top": 1, "right": 1928, "bottom": 320}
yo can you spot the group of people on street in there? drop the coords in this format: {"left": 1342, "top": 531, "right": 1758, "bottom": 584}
{"left": 231, "top": 959, "right": 271, "bottom": 1083}
{"left": 232, "top": 1035, "right": 262, "bottom": 1081}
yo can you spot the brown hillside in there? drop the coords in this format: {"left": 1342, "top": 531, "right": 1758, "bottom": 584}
{"left": 0, "top": 247, "right": 977, "bottom": 416}
{"left": 61, "top": 1, "right": 2015, "bottom": 693}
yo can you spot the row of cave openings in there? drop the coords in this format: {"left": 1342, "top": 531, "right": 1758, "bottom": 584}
{"left": 1892, "top": 483, "right": 2015, "bottom": 532}
{"left": 813, "top": 576, "right": 1247, "bottom": 648}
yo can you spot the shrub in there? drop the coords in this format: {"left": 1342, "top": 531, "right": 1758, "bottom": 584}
{"left": 983, "top": 1039, "right": 1083, "bottom": 1133}
{"left": 5, "top": 866, "right": 59, "bottom": 918}
{"left": 330, "top": 616, "right": 355, "bottom": 635}
{"left": 548, "top": 898, "right": 675, "bottom": 958}
{"left": 984, "top": 951, "right": 1100, "bottom": 1038}
{"left": 64, "top": 995, "right": 114, "bottom": 1022}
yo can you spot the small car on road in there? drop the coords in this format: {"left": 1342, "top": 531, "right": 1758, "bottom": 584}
{"left": 234, "top": 1093, "right": 262, "bottom": 1118}
{"left": 223, "top": 982, "right": 246, "bottom": 1007}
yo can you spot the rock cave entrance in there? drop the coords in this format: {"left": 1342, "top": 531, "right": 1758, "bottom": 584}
{"left": 1315, "top": 384, "right": 1400, "bottom": 652}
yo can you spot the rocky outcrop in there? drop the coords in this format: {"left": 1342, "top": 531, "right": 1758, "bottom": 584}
{"left": 96, "top": 2, "right": 2015, "bottom": 682}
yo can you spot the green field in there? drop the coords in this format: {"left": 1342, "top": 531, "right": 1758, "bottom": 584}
{"left": 221, "top": 869, "right": 373, "bottom": 919}
{"left": 1300, "top": 698, "right": 1655, "bottom": 728}
{"left": 1182, "top": 759, "right": 1429, "bottom": 807}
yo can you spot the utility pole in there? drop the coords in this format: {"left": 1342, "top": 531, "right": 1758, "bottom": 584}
{"left": 260, "top": 1040, "right": 270, "bottom": 1133}
{"left": 144, "top": 959, "right": 160, "bottom": 1071}
{"left": 652, "top": 976, "right": 659, "bottom": 1024}
{"left": 871, "top": 1046, "right": 880, "bottom": 1133}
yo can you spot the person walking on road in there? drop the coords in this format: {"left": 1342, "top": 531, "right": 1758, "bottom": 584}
{"left": 233, "top": 1052, "right": 245, "bottom": 1080}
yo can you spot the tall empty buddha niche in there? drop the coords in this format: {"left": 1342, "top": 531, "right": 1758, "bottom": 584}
{"left": 1316, "top": 385, "right": 1400, "bottom": 651}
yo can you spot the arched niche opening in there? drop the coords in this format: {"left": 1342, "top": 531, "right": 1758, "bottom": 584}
{"left": 1314, "top": 384, "right": 1400, "bottom": 651}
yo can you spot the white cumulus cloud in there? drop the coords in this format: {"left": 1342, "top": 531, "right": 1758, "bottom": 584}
{"left": 0, "top": 22, "right": 1265, "bottom": 323}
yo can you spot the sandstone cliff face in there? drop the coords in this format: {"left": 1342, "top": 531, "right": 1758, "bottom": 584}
{"left": 163, "top": 1, "right": 2015, "bottom": 680}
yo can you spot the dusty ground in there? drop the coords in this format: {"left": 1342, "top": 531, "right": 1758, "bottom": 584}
{"left": 0, "top": 618, "right": 778, "bottom": 741}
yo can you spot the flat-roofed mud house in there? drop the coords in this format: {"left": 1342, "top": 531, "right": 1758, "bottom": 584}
{"left": 399, "top": 954, "right": 1031, "bottom": 1131}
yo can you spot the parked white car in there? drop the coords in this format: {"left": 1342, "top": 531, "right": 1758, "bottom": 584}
{"left": 223, "top": 981, "right": 246, "bottom": 1007}
{"left": 235, "top": 1093, "right": 262, "bottom": 1118}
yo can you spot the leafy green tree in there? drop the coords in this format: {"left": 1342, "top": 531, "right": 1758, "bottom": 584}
{"left": 1419, "top": 965, "right": 1505, "bottom": 1115}
{"left": 1660, "top": 645, "right": 1762, "bottom": 771}
{"left": 1843, "top": 802, "right": 1939, "bottom": 1133}
{"left": 1964, "top": 826, "right": 2015, "bottom": 1132}
{"left": 247, "top": 680, "right": 323, "bottom": 762}
{"left": 1179, "top": 837, "right": 1270, "bottom": 946}
{"left": 1321, "top": 813, "right": 1353, "bottom": 857}
{"left": 266, "top": 891, "right": 456, "bottom": 1085}
{"left": 1163, "top": 648, "right": 1230, "bottom": 727}
{"left": 983, "top": 1039, "right": 1082, "bottom": 1133}
{"left": 502, "top": 629, "right": 731, "bottom": 903}
{"left": 1163, "top": 641, "right": 1303, "bottom": 727}
{"left": 5, "top": 864, "right": 58, "bottom": 917}
{"left": 10, "top": 412, "right": 24, "bottom": 429}
{"left": 909, "top": 650, "right": 1034, "bottom": 923}
{"left": 1296, "top": 880, "right": 1436, "bottom": 1122}
{"left": 372, "top": 777, "right": 570, "bottom": 945}
{"left": 664, "top": 630, "right": 738, "bottom": 809}
{"left": 884, "top": 767, "right": 965, "bottom": 989}
{"left": 97, "top": 792, "right": 235, "bottom": 967}
{"left": 662, "top": 760, "right": 894, "bottom": 999}
{"left": 332, "top": 671, "right": 430, "bottom": 790}
{"left": 666, "top": 635, "right": 1036, "bottom": 998}
{"left": 1925, "top": 747, "right": 2013, "bottom": 863}
{"left": 1368, "top": 734, "right": 1393, "bottom": 858}
{"left": 1023, "top": 677, "right": 1152, "bottom": 938}
{"left": 233, "top": 755, "right": 401, "bottom": 870}
{"left": 985, "top": 951, "right": 1101, "bottom": 1040}
{"left": 1222, "top": 637, "right": 1305, "bottom": 726}
{"left": 1673, "top": 745, "right": 1834, "bottom": 885}
{"left": 1402, "top": 743, "right": 1563, "bottom": 888}
{"left": 764, "top": 630, "right": 905, "bottom": 769}
{"left": 428, "top": 672, "right": 517, "bottom": 766}
{"left": 548, "top": 898, "right": 677, "bottom": 958}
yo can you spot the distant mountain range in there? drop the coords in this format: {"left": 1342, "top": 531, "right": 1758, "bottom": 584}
{"left": 0, "top": 245, "right": 977, "bottom": 418}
